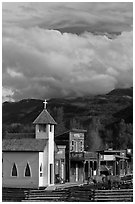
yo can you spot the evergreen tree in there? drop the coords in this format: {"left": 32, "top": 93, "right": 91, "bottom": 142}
{"left": 70, "top": 118, "right": 82, "bottom": 129}
{"left": 55, "top": 107, "right": 66, "bottom": 135}
{"left": 85, "top": 117, "right": 103, "bottom": 151}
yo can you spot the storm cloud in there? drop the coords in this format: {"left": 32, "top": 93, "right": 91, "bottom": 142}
{"left": 2, "top": 2, "right": 133, "bottom": 101}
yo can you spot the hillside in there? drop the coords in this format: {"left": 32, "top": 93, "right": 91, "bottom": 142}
{"left": 3, "top": 87, "right": 133, "bottom": 125}
{"left": 2, "top": 87, "right": 133, "bottom": 149}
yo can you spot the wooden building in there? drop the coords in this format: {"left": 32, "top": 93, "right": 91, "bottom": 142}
{"left": 2, "top": 101, "right": 57, "bottom": 188}
{"left": 84, "top": 152, "right": 98, "bottom": 180}
{"left": 97, "top": 149, "right": 132, "bottom": 176}
{"left": 55, "top": 129, "right": 87, "bottom": 182}
{"left": 55, "top": 145, "right": 66, "bottom": 182}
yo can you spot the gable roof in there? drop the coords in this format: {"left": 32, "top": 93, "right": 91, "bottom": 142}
{"left": 2, "top": 139, "right": 48, "bottom": 152}
{"left": 33, "top": 109, "right": 57, "bottom": 125}
{"left": 4, "top": 133, "right": 35, "bottom": 139}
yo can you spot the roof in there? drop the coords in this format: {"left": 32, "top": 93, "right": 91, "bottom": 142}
{"left": 55, "top": 128, "right": 87, "bottom": 137}
{"left": 84, "top": 151, "right": 97, "bottom": 159}
{"left": 97, "top": 149, "right": 125, "bottom": 153}
{"left": 115, "top": 155, "right": 129, "bottom": 160}
{"left": 2, "top": 139, "right": 48, "bottom": 152}
{"left": 33, "top": 109, "right": 57, "bottom": 125}
{"left": 4, "top": 133, "right": 35, "bottom": 139}
{"left": 71, "top": 128, "right": 87, "bottom": 133}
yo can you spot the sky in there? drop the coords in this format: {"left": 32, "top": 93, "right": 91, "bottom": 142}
{"left": 2, "top": 2, "right": 133, "bottom": 102}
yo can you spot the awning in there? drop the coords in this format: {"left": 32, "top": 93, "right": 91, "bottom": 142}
{"left": 115, "top": 155, "right": 129, "bottom": 160}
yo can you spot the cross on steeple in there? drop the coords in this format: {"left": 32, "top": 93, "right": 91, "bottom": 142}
{"left": 43, "top": 99, "right": 48, "bottom": 109}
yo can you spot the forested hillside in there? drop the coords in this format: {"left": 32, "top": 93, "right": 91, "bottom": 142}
{"left": 2, "top": 87, "right": 133, "bottom": 150}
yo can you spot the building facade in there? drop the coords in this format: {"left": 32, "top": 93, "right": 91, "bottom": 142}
{"left": 55, "top": 129, "right": 88, "bottom": 182}
{"left": 2, "top": 103, "right": 57, "bottom": 188}
{"left": 97, "top": 149, "right": 132, "bottom": 176}
{"left": 55, "top": 145, "right": 66, "bottom": 183}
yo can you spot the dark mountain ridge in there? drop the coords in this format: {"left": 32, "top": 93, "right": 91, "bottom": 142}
{"left": 2, "top": 87, "right": 133, "bottom": 150}
{"left": 3, "top": 87, "right": 133, "bottom": 125}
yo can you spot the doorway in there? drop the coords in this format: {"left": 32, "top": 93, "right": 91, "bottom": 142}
{"left": 50, "top": 164, "right": 53, "bottom": 184}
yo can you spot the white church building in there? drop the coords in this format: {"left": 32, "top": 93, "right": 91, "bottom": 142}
{"left": 2, "top": 100, "right": 57, "bottom": 188}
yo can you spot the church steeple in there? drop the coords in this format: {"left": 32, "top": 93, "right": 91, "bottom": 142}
{"left": 33, "top": 99, "right": 56, "bottom": 185}
{"left": 33, "top": 100, "right": 57, "bottom": 139}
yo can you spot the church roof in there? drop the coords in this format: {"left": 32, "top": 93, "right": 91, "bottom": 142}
{"left": 2, "top": 139, "right": 48, "bottom": 152}
{"left": 4, "top": 133, "right": 35, "bottom": 139}
{"left": 33, "top": 109, "right": 57, "bottom": 125}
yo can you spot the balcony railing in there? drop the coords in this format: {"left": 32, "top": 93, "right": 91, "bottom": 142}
{"left": 70, "top": 152, "right": 84, "bottom": 161}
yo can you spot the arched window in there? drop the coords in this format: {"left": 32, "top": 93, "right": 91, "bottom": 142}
{"left": 40, "top": 163, "right": 43, "bottom": 177}
{"left": 40, "top": 163, "right": 42, "bottom": 172}
{"left": 11, "top": 163, "right": 18, "bottom": 177}
{"left": 25, "top": 163, "right": 31, "bottom": 177}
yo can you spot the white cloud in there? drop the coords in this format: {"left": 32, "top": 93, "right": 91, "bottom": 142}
{"left": 7, "top": 68, "right": 24, "bottom": 78}
{"left": 2, "top": 87, "right": 15, "bottom": 102}
{"left": 2, "top": 26, "right": 133, "bottom": 101}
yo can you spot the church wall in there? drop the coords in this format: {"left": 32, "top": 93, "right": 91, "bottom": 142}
{"left": 35, "top": 125, "right": 49, "bottom": 139}
{"left": 48, "top": 124, "right": 54, "bottom": 184}
{"left": 39, "top": 145, "right": 48, "bottom": 186}
{"left": 2, "top": 152, "right": 39, "bottom": 188}
{"left": 48, "top": 125, "right": 54, "bottom": 163}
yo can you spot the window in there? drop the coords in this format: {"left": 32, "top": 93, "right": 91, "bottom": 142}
{"left": 50, "top": 125, "right": 53, "bottom": 132}
{"left": 11, "top": 163, "right": 18, "bottom": 177}
{"left": 80, "top": 140, "right": 83, "bottom": 152}
{"left": 71, "top": 140, "right": 74, "bottom": 151}
{"left": 50, "top": 164, "right": 53, "bottom": 184}
{"left": 75, "top": 141, "right": 78, "bottom": 152}
{"left": 39, "top": 124, "right": 46, "bottom": 132}
{"left": 94, "top": 161, "right": 97, "bottom": 170}
{"left": 40, "top": 163, "right": 43, "bottom": 177}
{"left": 25, "top": 163, "right": 31, "bottom": 177}
{"left": 90, "top": 161, "right": 93, "bottom": 168}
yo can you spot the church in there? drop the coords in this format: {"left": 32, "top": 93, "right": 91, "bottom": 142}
{"left": 2, "top": 100, "right": 57, "bottom": 188}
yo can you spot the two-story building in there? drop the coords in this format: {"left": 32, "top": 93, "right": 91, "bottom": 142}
{"left": 55, "top": 129, "right": 86, "bottom": 182}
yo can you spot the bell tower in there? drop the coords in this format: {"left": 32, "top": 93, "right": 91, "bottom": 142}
{"left": 33, "top": 100, "right": 57, "bottom": 185}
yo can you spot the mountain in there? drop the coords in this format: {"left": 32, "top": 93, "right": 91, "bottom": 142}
{"left": 2, "top": 87, "right": 133, "bottom": 149}
{"left": 2, "top": 87, "right": 133, "bottom": 126}
{"left": 107, "top": 87, "right": 133, "bottom": 97}
{"left": 3, "top": 87, "right": 133, "bottom": 125}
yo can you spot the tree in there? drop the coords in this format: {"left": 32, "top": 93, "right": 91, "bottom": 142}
{"left": 70, "top": 118, "right": 82, "bottom": 129}
{"left": 55, "top": 107, "right": 66, "bottom": 135}
{"left": 85, "top": 117, "right": 104, "bottom": 151}
{"left": 113, "top": 119, "right": 133, "bottom": 149}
